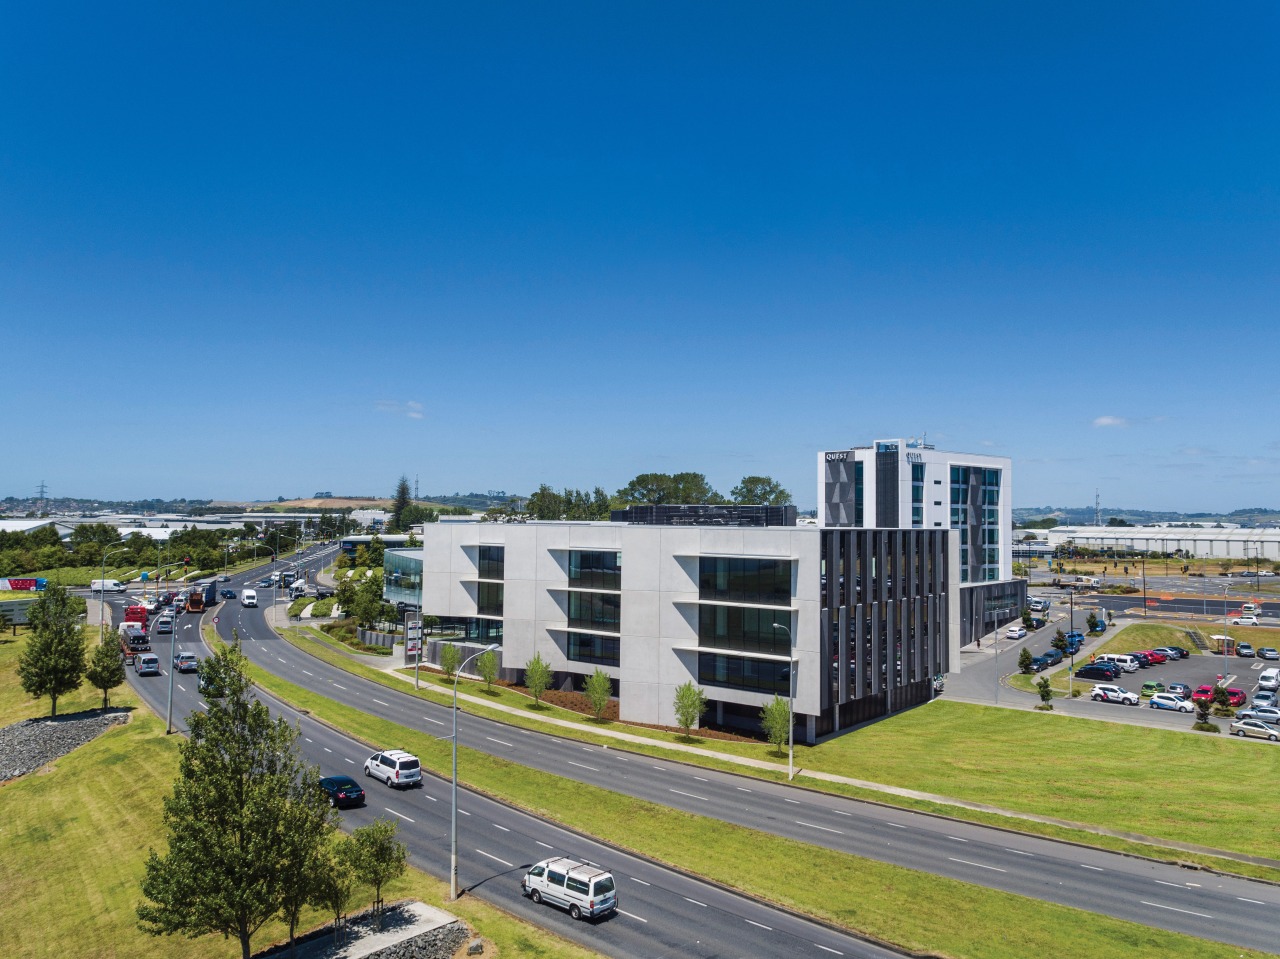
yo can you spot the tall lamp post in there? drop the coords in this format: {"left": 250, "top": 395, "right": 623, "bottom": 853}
{"left": 98, "top": 540, "right": 130, "bottom": 645}
{"left": 451, "top": 643, "right": 501, "bottom": 900}
{"left": 992, "top": 605, "right": 1014, "bottom": 706}
{"left": 1222, "top": 583, "right": 1230, "bottom": 681}
{"left": 771, "top": 622, "right": 796, "bottom": 781}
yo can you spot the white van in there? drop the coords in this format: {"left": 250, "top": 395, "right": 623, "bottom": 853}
{"left": 90, "top": 579, "right": 127, "bottom": 593}
{"left": 1259, "top": 668, "right": 1279, "bottom": 692}
{"left": 1242, "top": 602, "right": 1261, "bottom": 615}
{"left": 522, "top": 858, "right": 618, "bottom": 920}
{"left": 241, "top": 589, "right": 258, "bottom": 608}
{"left": 1097, "top": 653, "right": 1139, "bottom": 673}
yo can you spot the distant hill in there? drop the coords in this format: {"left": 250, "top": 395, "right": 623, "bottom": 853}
{"left": 1015, "top": 506, "right": 1280, "bottom": 527}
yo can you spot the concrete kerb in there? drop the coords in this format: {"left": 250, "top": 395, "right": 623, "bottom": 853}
{"left": 253, "top": 606, "right": 1280, "bottom": 880}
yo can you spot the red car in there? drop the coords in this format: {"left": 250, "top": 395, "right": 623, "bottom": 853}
{"left": 1135, "top": 649, "right": 1167, "bottom": 664}
{"left": 1192, "top": 685, "right": 1247, "bottom": 706}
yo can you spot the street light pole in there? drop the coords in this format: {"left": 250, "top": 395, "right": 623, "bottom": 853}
{"left": 771, "top": 622, "right": 796, "bottom": 781}
{"left": 452, "top": 642, "right": 501, "bottom": 901}
{"left": 98, "top": 540, "right": 129, "bottom": 645}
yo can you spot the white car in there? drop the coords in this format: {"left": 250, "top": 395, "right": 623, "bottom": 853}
{"left": 1005, "top": 625, "right": 1027, "bottom": 640}
{"left": 1231, "top": 615, "right": 1260, "bottom": 627}
{"left": 1090, "top": 684, "right": 1140, "bottom": 706}
{"left": 1148, "top": 692, "right": 1193, "bottom": 713}
{"left": 363, "top": 749, "right": 422, "bottom": 788}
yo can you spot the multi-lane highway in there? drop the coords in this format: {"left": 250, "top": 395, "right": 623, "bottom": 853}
{"left": 104, "top": 552, "right": 1280, "bottom": 956}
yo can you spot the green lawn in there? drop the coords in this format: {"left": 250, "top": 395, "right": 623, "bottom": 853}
{"left": 206, "top": 626, "right": 1274, "bottom": 959}
{"left": 0, "top": 625, "right": 116, "bottom": 723}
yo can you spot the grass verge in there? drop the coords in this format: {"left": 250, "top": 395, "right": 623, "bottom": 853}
{"left": 207, "top": 625, "right": 1275, "bottom": 959}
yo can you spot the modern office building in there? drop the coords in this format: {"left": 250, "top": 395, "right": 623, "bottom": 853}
{"left": 818, "top": 438, "right": 1025, "bottom": 645}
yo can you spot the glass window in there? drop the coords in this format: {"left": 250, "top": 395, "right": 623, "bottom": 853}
{"left": 568, "top": 550, "right": 621, "bottom": 590}
{"left": 568, "top": 591, "right": 621, "bottom": 632}
{"left": 698, "top": 557, "right": 792, "bottom": 605}
{"left": 478, "top": 546, "right": 505, "bottom": 580}
{"left": 567, "top": 632, "right": 620, "bottom": 666}
{"left": 698, "top": 606, "right": 791, "bottom": 655}
{"left": 853, "top": 460, "right": 864, "bottom": 526}
{"left": 477, "top": 582, "right": 503, "bottom": 617}
{"left": 697, "top": 653, "right": 791, "bottom": 694}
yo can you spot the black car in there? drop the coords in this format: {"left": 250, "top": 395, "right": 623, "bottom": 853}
{"left": 219, "top": 589, "right": 236, "bottom": 600}
{"left": 1127, "top": 652, "right": 1152, "bottom": 668}
{"left": 319, "top": 775, "right": 365, "bottom": 809}
{"left": 1074, "top": 663, "right": 1122, "bottom": 682}
{"left": 1169, "top": 646, "right": 1191, "bottom": 658}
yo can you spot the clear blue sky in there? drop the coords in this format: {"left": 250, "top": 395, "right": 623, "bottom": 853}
{"left": 3, "top": 2, "right": 1277, "bottom": 511}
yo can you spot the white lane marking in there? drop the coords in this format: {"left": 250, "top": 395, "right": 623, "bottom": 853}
{"left": 796, "top": 820, "right": 844, "bottom": 835}
{"left": 487, "top": 737, "right": 514, "bottom": 747}
{"left": 669, "top": 788, "right": 708, "bottom": 801}
{"left": 693, "top": 776, "right": 709, "bottom": 782}
{"left": 629, "top": 876, "right": 650, "bottom": 886}
{"left": 176, "top": 683, "right": 186, "bottom": 692}
{"left": 1155, "top": 880, "right": 1181, "bottom": 888}
{"left": 305, "top": 738, "right": 313, "bottom": 743}
{"left": 886, "top": 822, "right": 906, "bottom": 829}
{"left": 493, "top": 824, "right": 510, "bottom": 832}
{"left": 815, "top": 944, "right": 844, "bottom": 955}
{"left": 948, "top": 857, "right": 1006, "bottom": 873}
{"left": 303, "top": 670, "right": 314, "bottom": 676}
{"left": 372, "top": 699, "right": 389, "bottom": 706}
{"left": 424, "top": 794, "right": 437, "bottom": 802}
{"left": 746, "top": 919, "right": 773, "bottom": 930}
{"left": 1139, "top": 901, "right": 1213, "bottom": 919}
{"left": 344, "top": 758, "right": 355, "bottom": 765}
{"left": 384, "top": 808, "right": 415, "bottom": 823}
{"left": 548, "top": 738, "right": 564, "bottom": 744}
{"left": 424, "top": 717, "right": 445, "bottom": 726}
{"left": 737, "top": 787, "right": 752, "bottom": 793}
{"left": 582, "top": 746, "right": 594, "bottom": 752}
{"left": 832, "top": 809, "right": 852, "bottom": 817}
{"left": 459, "top": 809, "right": 470, "bottom": 816}
{"left": 567, "top": 761, "right": 599, "bottom": 772}
{"left": 332, "top": 683, "right": 347, "bottom": 690}
{"left": 198, "top": 701, "right": 209, "bottom": 710}
{"left": 323, "top": 747, "right": 332, "bottom": 753}
{"left": 277, "top": 657, "right": 286, "bottom": 663}
{"left": 947, "top": 836, "right": 968, "bottom": 843}
{"left": 617, "top": 756, "right": 629, "bottom": 762}
{"left": 476, "top": 849, "right": 514, "bottom": 868}
{"left": 618, "top": 909, "right": 647, "bottom": 923}
{"left": 651, "top": 766, "right": 667, "bottom": 772}
{"left": 1237, "top": 897, "right": 1265, "bottom": 904}
{"left": 684, "top": 897, "right": 707, "bottom": 907}
{"left": 1005, "top": 848, "right": 1034, "bottom": 856}
{"left": 1080, "top": 864, "right": 1104, "bottom": 871}
{"left": 536, "top": 841, "right": 554, "bottom": 849}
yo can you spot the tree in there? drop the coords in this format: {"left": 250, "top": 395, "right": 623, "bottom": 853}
{"left": 137, "top": 647, "right": 335, "bottom": 959}
{"left": 476, "top": 648, "right": 499, "bottom": 691}
{"left": 1086, "top": 612, "right": 1099, "bottom": 633}
{"left": 759, "top": 695, "right": 791, "bottom": 757}
{"left": 404, "top": 530, "right": 421, "bottom": 548}
{"left": 524, "top": 653, "right": 552, "bottom": 704}
{"left": 17, "top": 583, "right": 87, "bottom": 717}
{"left": 730, "top": 476, "right": 792, "bottom": 506}
{"left": 439, "top": 642, "right": 461, "bottom": 680}
{"left": 1035, "top": 676, "right": 1054, "bottom": 707}
{"left": 350, "top": 818, "right": 406, "bottom": 929}
{"left": 1193, "top": 695, "right": 1214, "bottom": 725}
{"left": 584, "top": 668, "right": 612, "bottom": 720}
{"left": 1051, "top": 630, "right": 1068, "bottom": 654}
{"left": 390, "top": 476, "right": 412, "bottom": 532}
{"left": 1018, "top": 648, "right": 1034, "bottom": 674}
{"left": 276, "top": 778, "right": 335, "bottom": 954}
{"left": 1021, "top": 606, "right": 1033, "bottom": 628}
{"left": 614, "top": 472, "right": 723, "bottom": 506}
{"left": 312, "top": 835, "right": 358, "bottom": 947}
{"left": 85, "top": 640, "right": 125, "bottom": 710}
{"left": 672, "top": 681, "right": 708, "bottom": 738}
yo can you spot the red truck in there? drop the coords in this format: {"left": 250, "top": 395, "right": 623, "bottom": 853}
{"left": 124, "top": 605, "right": 149, "bottom": 630}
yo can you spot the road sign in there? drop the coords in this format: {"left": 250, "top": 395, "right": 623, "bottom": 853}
{"left": 406, "top": 638, "right": 421, "bottom": 655}
{"left": 213, "top": 616, "right": 220, "bottom": 624}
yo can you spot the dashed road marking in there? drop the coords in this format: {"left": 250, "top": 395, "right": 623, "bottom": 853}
{"left": 669, "top": 788, "right": 708, "bottom": 802}
{"left": 1139, "top": 901, "right": 1212, "bottom": 919}
{"left": 476, "top": 849, "right": 514, "bottom": 868}
{"left": 948, "top": 857, "right": 1006, "bottom": 873}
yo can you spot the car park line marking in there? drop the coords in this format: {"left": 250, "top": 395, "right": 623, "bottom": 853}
{"left": 796, "top": 820, "right": 844, "bottom": 835}
{"left": 814, "top": 943, "right": 844, "bottom": 954}
{"left": 198, "top": 701, "right": 209, "bottom": 710}
{"left": 1080, "top": 864, "right": 1104, "bottom": 871}
{"left": 536, "top": 841, "right": 554, "bottom": 849}
{"left": 618, "top": 909, "right": 647, "bottom": 923}
{"left": 1004, "top": 848, "right": 1034, "bottom": 856}
{"left": 947, "top": 836, "right": 968, "bottom": 842}
{"left": 176, "top": 683, "right": 186, "bottom": 692}
{"left": 332, "top": 683, "right": 347, "bottom": 690}
{"left": 669, "top": 788, "right": 709, "bottom": 801}
{"left": 487, "top": 737, "right": 514, "bottom": 747}
{"left": 948, "top": 857, "right": 1006, "bottom": 873}
{"left": 567, "top": 761, "right": 599, "bottom": 772}
{"left": 1237, "top": 897, "right": 1265, "bottom": 905}
{"left": 1140, "top": 901, "right": 1212, "bottom": 919}
{"left": 629, "top": 876, "right": 650, "bottom": 885}
{"left": 476, "top": 849, "right": 514, "bottom": 868}
{"left": 746, "top": 919, "right": 773, "bottom": 930}
{"left": 384, "top": 808, "right": 415, "bottom": 823}
{"left": 424, "top": 717, "right": 445, "bottom": 725}
{"left": 493, "top": 824, "right": 510, "bottom": 832}
{"left": 684, "top": 897, "right": 707, "bottom": 907}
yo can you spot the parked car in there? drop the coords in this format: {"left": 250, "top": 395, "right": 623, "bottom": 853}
{"left": 1258, "top": 647, "right": 1280, "bottom": 660}
{"left": 1166, "top": 682, "right": 1193, "bottom": 699}
{"left": 1126, "top": 652, "right": 1153, "bottom": 668}
{"left": 363, "top": 750, "right": 422, "bottom": 788}
{"left": 1151, "top": 646, "right": 1183, "bottom": 660}
{"left": 1237, "top": 705, "right": 1280, "bottom": 725}
{"left": 1232, "top": 615, "right": 1260, "bottom": 626}
{"left": 1041, "top": 647, "right": 1063, "bottom": 666}
{"left": 1029, "top": 655, "right": 1049, "bottom": 672}
{"left": 1073, "top": 663, "right": 1121, "bottom": 682}
{"left": 1090, "top": 684, "right": 1140, "bottom": 706}
{"left": 173, "top": 652, "right": 199, "bottom": 673}
{"left": 1168, "top": 646, "right": 1191, "bottom": 658}
{"left": 1236, "top": 643, "right": 1256, "bottom": 658}
{"left": 1140, "top": 680, "right": 1166, "bottom": 697}
{"left": 1135, "top": 649, "right": 1167, "bottom": 664}
{"left": 319, "top": 774, "right": 366, "bottom": 808}
{"left": 1148, "top": 692, "right": 1193, "bottom": 712}
{"left": 1253, "top": 690, "right": 1278, "bottom": 709}
{"left": 1229, "top": 718, "right": 1280, "bottom": 741}
{"left": 1005, "top": 625, "right": 1027, "bottom": 640}
{"left": 1225, "top": 687, "right": 1248, "bottom": 707}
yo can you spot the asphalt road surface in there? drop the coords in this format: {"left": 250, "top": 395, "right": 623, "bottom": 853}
{"left": 104, "top": 554, "right": 1280, "bottom": 956}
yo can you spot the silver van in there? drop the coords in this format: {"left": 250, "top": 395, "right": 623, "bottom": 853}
{"left": 1097, "top": 653, "right": 1139, "bottom": 673}
{"left": 134, "top": 653, "right": 161, "bottom": 676}
{"left": 1259, "top": 668, "right": 1279, "bottom": 692}
{"left": 522, "top": 857, "right": 618, "bottom": 920}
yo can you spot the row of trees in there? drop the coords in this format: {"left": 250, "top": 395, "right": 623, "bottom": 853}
{"left": 482, "top": 472, "right": 793, "bottom": 522}
{"left": 138, "top": 647, "right": 407, "bottom": 959}
{"left": 16, "top": 584, "right": 125, "bottom": 716}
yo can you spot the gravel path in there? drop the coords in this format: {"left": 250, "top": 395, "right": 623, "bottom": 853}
{"left": 0, "top": 710, "right": 129, "bottom": 782}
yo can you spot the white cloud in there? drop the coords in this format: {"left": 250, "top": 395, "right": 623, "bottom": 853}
{"left": 376, "top": 400, "right": 426, "bottom": 420}
{"left": 1092, "top": 415, "right": 1128, "bottom": 428}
